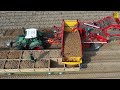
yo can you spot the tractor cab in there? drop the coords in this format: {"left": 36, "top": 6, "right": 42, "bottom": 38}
{"left": 25, "top": 28, "right": 37, "bottom": 39}
{"left": 16, "top": 28, "right": 43, "bottom": 50}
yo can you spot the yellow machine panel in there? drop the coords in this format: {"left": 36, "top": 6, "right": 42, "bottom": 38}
{"left": 64, "top": 20, "right": 77, "bottom": 26}
{"left": 62, "top": 57, "right": 82, "bottom": 65}
{"left": 62, "top": 20, "right": 82, "bottom": 65}
{"left": 64, "top": 20, "right": 77, "bottom": 32}
{"left": 113, "top": 12, "right": 119, "bottom": 19}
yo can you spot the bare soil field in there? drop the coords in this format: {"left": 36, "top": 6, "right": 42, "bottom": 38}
{"left": 0, "top": 11, "right": 117, "bottom": 30}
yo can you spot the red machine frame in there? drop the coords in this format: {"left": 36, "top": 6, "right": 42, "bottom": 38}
{"left": 50, "top": 14, "right": 120, "bottom": 51}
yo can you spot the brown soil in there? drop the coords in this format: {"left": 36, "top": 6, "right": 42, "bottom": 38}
{"left": 4, "top": 29, "right": 23, "bottom": 36}
{"left": 63, "top": 31, "right": 82, "bottom": 57}
{"left": 0, "top": 36, "right": 16, "bottom": 49}
{"left": 20, "top": 60, "right": 34, "bottom": 68}
{"left": 35, "top": 59, "right": 49, "bottom": 68}
{"left": 4, "top": 30, "right": 15, "bottom": 36}
{"left": 5, "top": 60, "right": 19, "bottom": 69}
{"left": 8, "top": 51, "right": 21, "bottom": 59}
{"left": 11, "top": 30, "right": 22, "bottom": 36}
{"left": 0, "top": 51, "right": 9, "bottom": 59}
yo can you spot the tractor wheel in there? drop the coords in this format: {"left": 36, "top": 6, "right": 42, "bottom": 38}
{"left": 91, "top": 43, "right": 102, "bottom": 50}
{"left": 80, "top": 63, "right": 83, "bottom": 69}
{"left": 33, "top": 46, "right": 43, "bottom": 50}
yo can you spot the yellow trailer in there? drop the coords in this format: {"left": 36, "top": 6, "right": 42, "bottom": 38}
{"left": 62, "top": 20, "right": 82, "bottom": 66}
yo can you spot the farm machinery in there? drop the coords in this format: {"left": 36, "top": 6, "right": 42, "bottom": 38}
{"left": 7, "top": 12, "right": 120, "bottom": 51}
{"left": 54, "top": 12, "right": 120, "bottom": 67}
{"left": 0, "top": 12, "right": 120, "bottom": 74}
{"left": 70, "top": 12, "right": 120, "bottom": 50}
{"left": 7, "top": 27, "right": 62, "bottom": 50}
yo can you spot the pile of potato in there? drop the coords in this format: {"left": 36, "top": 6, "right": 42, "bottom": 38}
{"left": 20, "top": 60, "right": 34, "bottom": 69}
{"left": 8, "top": 51, "right": 21, "bottom": 59}
{"left": 34, "top": 59, "right": 49, "bottom": 68}
{"left": 64, "top": 31, "right": 82, "bottom": 57}
{"left": 0, "top": 60, "right": 5, "bottom": 69}
{"left": 0, "top": 51, "right": 9, "bottom": 59}
{"left": 5, "top": 60, "right": 19, "bottom": 69}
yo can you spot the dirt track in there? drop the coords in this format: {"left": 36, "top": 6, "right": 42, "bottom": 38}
{"left": 2, "top": 72, "right": 120, "bottom": 79}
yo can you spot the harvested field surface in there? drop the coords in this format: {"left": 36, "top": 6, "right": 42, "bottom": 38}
{"left": 0, "top": 37, "right": 16, "bottom": 48}
{"left": 20, "top": 60, "right": 34, "bottom": 69}
{"left": 64, "top": 31, "right": 82, "bottom": 57}
{"left": 0, "top": 29, "right": 6, "bottom": 36}
{"left": 4, "top": 29, "right": 15, "bottom": 36}
{"left": 3, "top": 29, "right": 24, "bottom": 36}
{"left": 10, "top": 29, "right": 23, "bottom": 36}
{"left": 35, "top": 59, "right": 49, "bottom": 68}
{"left": 99, "top": 40, "right": 120, "bottom": 50}
{"left": 0, "top": 11, "right": 116, "bottom": 30}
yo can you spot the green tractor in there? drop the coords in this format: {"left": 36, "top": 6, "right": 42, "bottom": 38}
{"left": 16, "top": 28, "right": 45, "bottom": 50}
{"left": 6, "top": 28, "right": 54, "bottom": 50}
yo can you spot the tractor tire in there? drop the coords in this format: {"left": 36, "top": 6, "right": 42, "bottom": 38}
{"left": 91, "top": 43, "right": 102, "bottom": 50}
{"left": 33, "top": 46, "right": 43, "bottom": 50}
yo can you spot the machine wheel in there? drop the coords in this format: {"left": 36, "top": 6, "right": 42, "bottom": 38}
{"left": 33, "top": 46, "right": 43, "bottom": 50}
{"left": 91, "top": 43, "right": 102, "bottom": 50}
{"left": 80, "top": 63, "right": 82, "bottom": 69}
